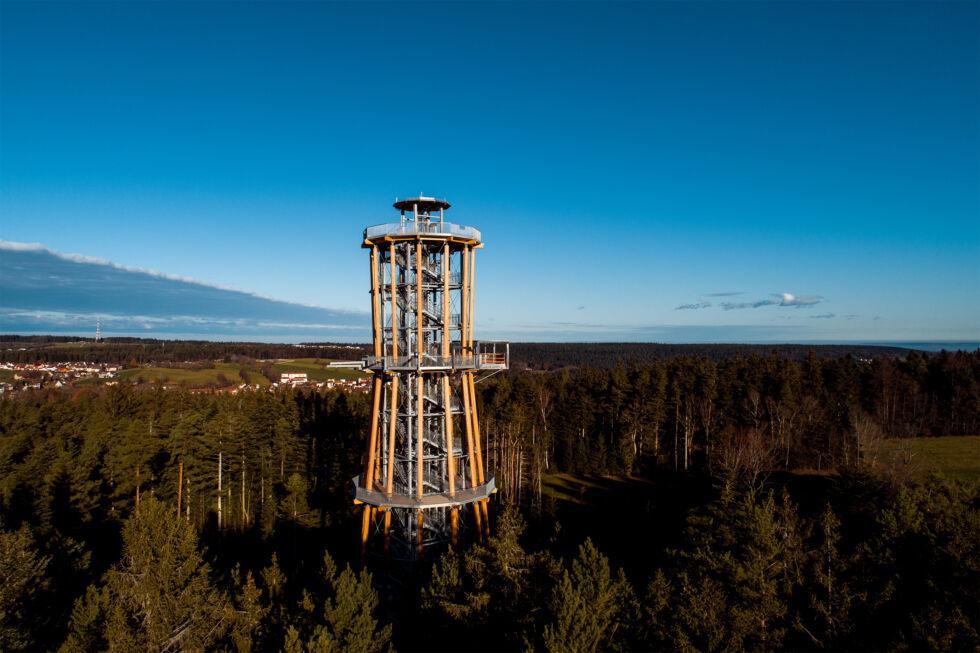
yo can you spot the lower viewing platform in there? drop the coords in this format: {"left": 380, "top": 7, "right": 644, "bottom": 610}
{"left": 363, "top": 352, "right": 507, "bottom": 372}
{"left": 352, "top": 475, "right": 496, "bottom": 510}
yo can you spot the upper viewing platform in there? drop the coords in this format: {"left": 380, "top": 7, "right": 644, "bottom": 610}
{"left": 363, "top": 195, "right": 482, "bottom": 245}
{"left": 363, "top": 220, "right": 481, "bottom": 243}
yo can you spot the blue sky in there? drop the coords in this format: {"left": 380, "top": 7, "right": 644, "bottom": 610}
{"left": 1, "top": 1, "right": 978, "bottom": 342}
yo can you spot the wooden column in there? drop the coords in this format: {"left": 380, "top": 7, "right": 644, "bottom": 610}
{"left": 466, "top": 246, "right": 490, "bottom": 536}
{"left": 461, "top": 245, "right": 469, "bottom": 357}
{"left": 371, "top": 245, "right": 381, "bottom": 357}
{"left": 450, "top": 506, "right": 459, "bottom": 548}
{"left": 364, "top": 246, "right": 383, "bottom": 492}
{"left": 390, "top": 242, "right": 398, "bottom": 360}
{"left": 386, "top": 243, "right": 399, "bottom": 500}
{"left": 362, "top": 246, "right": 384, "bottom": 558}
{"left": 360, "top": 505, "right": 371, "bottom": 561}
{"left": 468, "top": 373, "right": 490, "bottom": 536}
{"left": 444, "top": 375, "right": 456, "bottom": 497}
{"left": 383, "top": 509, "right": 392, "bottom": 555}
{"left": 416, "top": 243, "right": 423, "bottom": 360}
{"left": 460, "top": 363, "right": 483, "bottom": 538}
{"left": 364, "top": 379, "right": 382, "bottom": 491}
{"left": 442, "top": 243, "right": 456, "bottom": 498}
{"left": 416, "top": 375, "right": 424, "bottom": 500}
{"left": 442, "top": 242, "right": 450, "bottom": 358}
{"left": 468, "top": 247, "right": 476, "bottom": 351}
{"left": 176, "top": 459, "right": 183, "bottom": 518}
{"left": 385, "top": 379, "right": 398, "bottom": 497}
{"left": 416, "top": 242, "right": 425, "bottom": 502}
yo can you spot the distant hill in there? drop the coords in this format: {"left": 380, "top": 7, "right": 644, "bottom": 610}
{"left": 0, "top": 243, "right": 367, "bottom": 339}
{"left": 507, "top": 341, "right": 918, "bottom": 369}
{"left": 0, "top": 335, "right": 928, "bottom": 368}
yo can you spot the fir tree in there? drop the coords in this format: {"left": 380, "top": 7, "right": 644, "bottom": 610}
{"left": 285, "top": 553, "right": 391, "bottom": 653}
{"left": 543, "top": 539, "right": 632, "bottom": 653}
{"left": 0, "top": 525, "right": 51, "bottom": 651}
{"left": 231, "top": 569, "right": 268, "bottom": 653}
{"left": 65, "top": 497, "right": 230, "bottom": 652}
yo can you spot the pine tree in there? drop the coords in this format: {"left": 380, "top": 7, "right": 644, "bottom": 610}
{"left": 231, "top": 570, "right": 268, "bottom": 653}
{"left": 65, "top": 497, "right": 230, "bottom": 652}
{"left": 795, "top": 504, "right": 853, "bottom": 649}
{"left": 652, "top": 489, "right": 805, "bottom": 651}
{"left": 60, "top": 586, "right": 109, "bottom": 653}
{"left": 422, "top": 508, "right": 559, "bottom": 650}
{"left": 284, "top": 553, "right": 391, "bottom": 653}
{"left": 543, "top": 539, "right": 631, "bottom": 653}
{"left": 0, "top": 525, "right": 51, "bottom": 652}
{"left": 323, "top": 563, "right": 391, "bottom": 653}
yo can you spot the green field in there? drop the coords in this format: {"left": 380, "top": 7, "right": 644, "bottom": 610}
{"left": 269, "top": 358, "right": 367, "bottom": 381}
{"left": 869, "top": 436, "right": 980, "bottom": 483}
{"left": 117, "top": 362, "right": 268, "bottom": 386}
{"left": 115, "top": 358, "right": 366, "bottom": 387}
{"left": 0, "top": 369, "right": 16, "bottom": 382}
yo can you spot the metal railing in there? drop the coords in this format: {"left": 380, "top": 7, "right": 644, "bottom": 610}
{"left": 363, "top": 353, "right": 479, "bottom": 370}
{"left": 479, "top": 352, "right": 507, "bottom": 366}
{"left": 362, "top": 342, "right": 509, "bottom": 371}
{"left": 364, "top": 221, "right": 481, "bottom": 242}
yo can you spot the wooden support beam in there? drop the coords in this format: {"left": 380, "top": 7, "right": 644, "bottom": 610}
{"left": 442, "top": 242, "right": 450, "bottom": 358}
{"left": 460, "top": 368, "right": 482, "bottom": 539}
{"left": 444, "top": 374, "right": 456, "bottom": 497}
{"left": 385, "top": 378, "right": 397, "bottom": 497}
{"left": 176, "top": 459, "right": 183, "bottom": 518}
{"left": 468, "top": 247, "right": 476, "bottom": 351}
{"left": 461, "top": 245, "right": 469, "bottom": 356}
{"left": 415, "top": 241, "right": 425, "bottom": 506}
{"left": 416, "top": 375, "right": 424, "bottom": 500}
{"left": 364, "top": 245, "right": 383, "bottom": 492}
{"left": 370, "top": 245, "right": 381, "bottom": 357}
{"left": 360, "top": 504, "right": 371, "bottom": 562}
{"left": 383, "top": 509, "right": 392, "bottom": 556}
{"left": 416, "top": 244, "right": 423, "bottom": 360}
{"left": 468, "top": 372, "right": 490, "bottom": 536}
{"left": 390, "top": 243, "right": 398, "bottom": 359}
{"left": 364, "top": 377, "right": 382, "bottom": 491}
{"left": 460, "top": 371, "right": 477, "bottom": 489}
{"left": 450, "top": 507, "right": 459, "bottom": 547}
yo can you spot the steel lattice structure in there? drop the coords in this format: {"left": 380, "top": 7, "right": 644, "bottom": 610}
{"left": 354, "top": 197, "right": 507, "bottom": 561}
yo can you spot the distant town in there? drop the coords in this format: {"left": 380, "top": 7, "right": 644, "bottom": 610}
{"left": 0, "top": 356, "right": 370, "bottom": 396}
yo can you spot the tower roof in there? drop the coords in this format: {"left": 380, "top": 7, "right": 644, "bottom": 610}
{"left": 393, "top": 196, "right": 451, "bottom": 214}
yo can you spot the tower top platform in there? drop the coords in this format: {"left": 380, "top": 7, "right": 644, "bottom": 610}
{"left": 364, "top": 195, "right": 479, "bottom": 246}
{"left": 393, "top": 196, "right": 451, "bottom": 214}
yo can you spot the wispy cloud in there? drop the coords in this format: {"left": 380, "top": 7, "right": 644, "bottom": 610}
{"left": 1, "top": 240, "right": 215, "bottom": 286}
{"left": 810, "top": 313, "right": 835, "bottom": 319}
{"left": 675, "top": 301, "right": 712, "bottom": 310}
{"left": 704, "top": 291, "right": 744, "bottom": 297}
{"left": 0, "top": 240, "right": 337, "bottom": 309}
{"left": 721, "top": 292, "right": 823, "bottom": 310}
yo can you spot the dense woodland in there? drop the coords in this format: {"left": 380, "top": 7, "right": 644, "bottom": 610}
{"left": 506, "top": 341, "right": 918, "bottom": 369}
{"left": 0, "top": 335, "right": 927, "bottom": 368}
{"left": 0, "top": 336, "right": 368, "bottom": 365}
{"left": 1, "top": 348, "right": 978, "bottom": 651}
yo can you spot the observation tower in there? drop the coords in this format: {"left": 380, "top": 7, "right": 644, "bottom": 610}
{"left": 354, "top": 197, "right": 508, "bottom": 561}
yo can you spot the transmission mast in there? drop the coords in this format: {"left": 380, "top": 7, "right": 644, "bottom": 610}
{"left": 354, "top": 196, "right": 508, "bottom": 561}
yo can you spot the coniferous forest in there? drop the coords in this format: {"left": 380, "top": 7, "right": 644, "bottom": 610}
{"left": 1, "top": 347, "right": 978, "bottom": 651}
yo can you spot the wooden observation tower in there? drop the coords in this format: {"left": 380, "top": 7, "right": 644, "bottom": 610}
{"left": 355, "top": 196, "right": 508, "bottom": 561}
